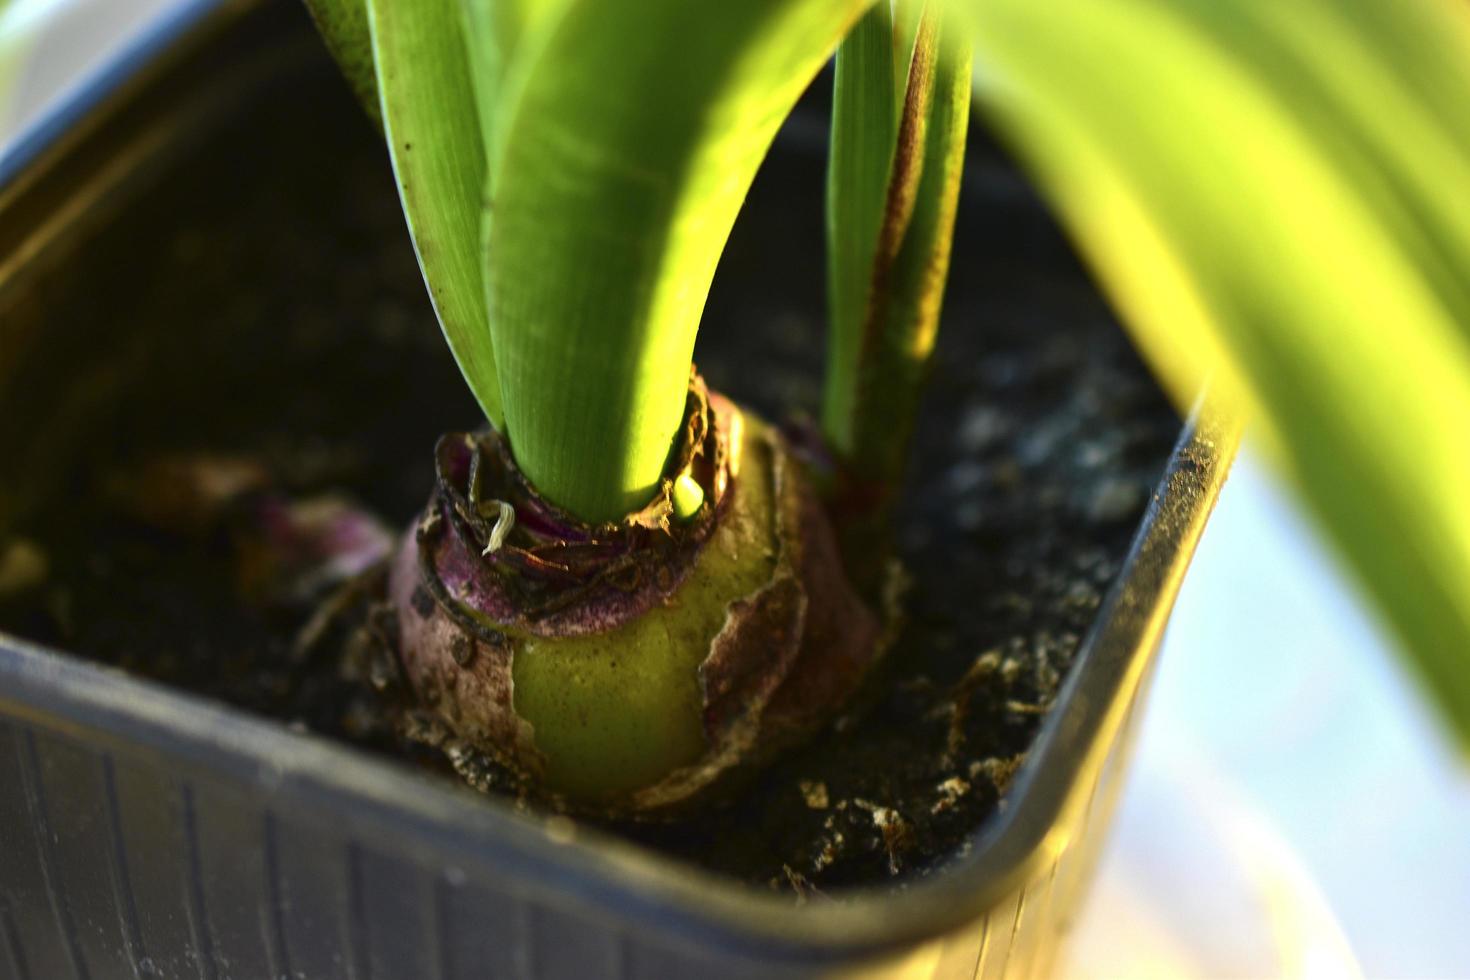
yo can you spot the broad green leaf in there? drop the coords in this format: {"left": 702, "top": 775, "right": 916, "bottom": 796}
{"left": 824, "top": 2, "right": 971, "bottom": 486}
{"left": 486, "top": 0, "right": 872, "bottom": 522}
{"left": 301, "top": 0, "right": 380, "bottom": 128}
{"left": 968, "top": 0, "right": 1470, "bottom": 750}
{"left": 368, "top": 0, "right": 502, "bottom": 427}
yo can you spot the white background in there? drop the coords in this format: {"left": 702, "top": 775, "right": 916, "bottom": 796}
{"left": 4, "top": 2, "right": 1468, "bottom": 975}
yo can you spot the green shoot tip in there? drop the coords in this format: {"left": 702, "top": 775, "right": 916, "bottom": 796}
{"left": 673, "top": 472, "right": 705, "bottom": 522}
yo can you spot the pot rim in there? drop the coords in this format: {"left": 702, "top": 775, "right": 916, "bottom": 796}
{"left": 0, "top": 0, "right": 218, "bottom": 191}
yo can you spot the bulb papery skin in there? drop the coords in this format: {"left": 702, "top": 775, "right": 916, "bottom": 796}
{"left": 388, "top": 388, "right": 883, "bottom": 815}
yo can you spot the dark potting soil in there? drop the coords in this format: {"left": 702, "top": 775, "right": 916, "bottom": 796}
{"left": 0, "top": 52, "right": 1178, "bottom": 896}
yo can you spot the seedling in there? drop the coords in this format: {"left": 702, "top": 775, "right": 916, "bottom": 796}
{"left": 304, "top": 0, "right": 969, "bottom": 810}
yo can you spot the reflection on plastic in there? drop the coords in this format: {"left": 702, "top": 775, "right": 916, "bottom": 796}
{"left": 1064, "top": 743, "right": 1359, "bottom": 978}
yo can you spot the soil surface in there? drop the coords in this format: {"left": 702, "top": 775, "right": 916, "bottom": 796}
{"left": 0, "top": 46, "right": 1178, "bottom": 896}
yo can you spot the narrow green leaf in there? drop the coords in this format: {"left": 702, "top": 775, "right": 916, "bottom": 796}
{"left": 367, "top": 0, "right": 502, "bottom": 427}
{"left": 301, "top": 0, "right": 381, "bottom": 128}
{"left": 824, "top": 3, "right": 900, "bottom": 454}
{"left": 848, "top": 11, "right": 970, "bottom": 481}
{"left": 890, "top": 0, "right": 926, "bottom": 108}
{"left": 824, "top": 3, "right": 971, "bottom": 487}
{"left": 968, "top": 0, "right": 1470, "bottom": 749}
{"left": 486, "top": 0, "right": 872, "bottom": 523}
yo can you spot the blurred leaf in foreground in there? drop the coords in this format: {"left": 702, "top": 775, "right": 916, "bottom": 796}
{"left": 968, "top": 0, "right": 1470, "bottom": 751}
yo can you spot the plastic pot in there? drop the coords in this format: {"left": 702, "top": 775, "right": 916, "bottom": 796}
{"left": 0, "top": 3, "right": 1238, "bottom": 978}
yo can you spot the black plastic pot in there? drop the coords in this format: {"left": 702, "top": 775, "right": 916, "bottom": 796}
{"left": 0, "top": 3, "right": 1238, "bottom": 978}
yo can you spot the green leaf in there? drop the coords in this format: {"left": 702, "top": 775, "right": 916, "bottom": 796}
{"left": 851, "top": 12, "right": 970, "bottom": 479}
{"left": 968, "top": 0, "right": 1470, "bottom": 750}
{"left": 301, "top": 0, "right": 380, "bottom": 128}
{"left": 890, "top": 0, "right": 926, "bottom": 107}
{"left": 824, "top": 2, "right": 971, "bottom": 486}
{"left": 824, "top": 3, "right": 899, "bottom": 454}
{"left": 486, "top": 0, "right": 872, "bottom": 523}
{"left": 456, "top": 0, "right": 560, "bottom": 164}
{"left": 367, "top": 0, "right": 502, "bottom": 427}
